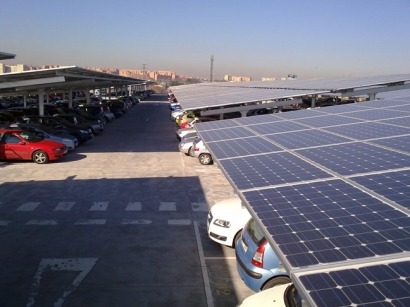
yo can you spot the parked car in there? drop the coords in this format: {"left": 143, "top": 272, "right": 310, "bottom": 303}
{"left": 171, "top": 109, "right": 185, "bottom": 121}
{"left": 57, "top": 107, "right": 107, "bottom": 126}
{"left": 193, "top": 138, "right": 213, "bottom": 165}
{"left": 236, "top": 218, "right": 290, "bottom": 292}
{"left": 103, "top": 100, "right": 128, "bottom": 117}
{"left": 9, "top": 123, "right": 78, "bottom": 150}
{"left": 178, "top": 136, "right": 200, "bottom": 156}
{"left": 77, "top": 104, "right": 115, "bottom": 123}
{"left": 180, "top": 116, "right": 217, "bottom": 129}
{"left": 180, "top": 131, "right": 198, "bottom": 142}
{"left": 176, "top": 127, "right": 196, "bottom": 141}
{"left": 237, "top": 282, "right": 298, "bottom": 307}
{"left": 207, "top": 197, "right": 252, "bottom": 247}
{"left": 54, "top": 113, "right": 104, "bottom": 135}
{"left": 16, "top": 116, "right": 93, "bottom": 143}
{"left": 0, "top": 128, "right": 68, "bottom": 164}
{"left": 176, "top": 111, "right": 197, "bottom": 127}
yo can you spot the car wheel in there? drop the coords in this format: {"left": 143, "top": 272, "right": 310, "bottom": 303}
{"left": 32, "top": 150, "right": 49, "bottom": 164}
{"left": 261, "top": 276, "right": 292, "bottom": 290}
{"left": 188, "top": 146, "right": 195, "bottom": 157}
{"left": 199, "top": 153, "right": 213, "bottom": 165}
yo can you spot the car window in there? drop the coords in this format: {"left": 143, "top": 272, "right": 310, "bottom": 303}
{"left": 246, "top": 218, "right": 265, "bottom": 245}
{"left": 2, "top": 133, "right": 21, "bottom": 144}
{"left": 18, "top": 131, "right": 42, "bottom": 142}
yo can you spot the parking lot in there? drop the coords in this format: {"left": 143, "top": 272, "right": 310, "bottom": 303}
{"left": 0, "top": 94, "right": 254, "bottom": 307}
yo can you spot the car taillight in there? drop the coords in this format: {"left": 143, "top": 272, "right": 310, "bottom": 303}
{"left": 251, "top": 240, "right": 267, "bottom": 268}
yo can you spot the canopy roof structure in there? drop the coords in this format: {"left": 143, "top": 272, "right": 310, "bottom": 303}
{"left": 195, "top": 96, "right": 410, "bottom": 306}
{"left": 170, "top": 74, "right": 410, "bottom": 112}
{"left": 0, "top": 51, "right": 16, "bottom": 60}
{"left": 0, "top": 66, "right": 145, "bottom": 96}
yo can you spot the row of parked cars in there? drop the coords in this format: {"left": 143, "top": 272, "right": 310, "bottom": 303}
{"left": 169, "top": 97, "right": 217, "bottom": 166}
{"left": 0, "top": 95, "right": 140, "bottom": 164}
{"left": 168, "top": 92, "right": 301, "bottom": 306}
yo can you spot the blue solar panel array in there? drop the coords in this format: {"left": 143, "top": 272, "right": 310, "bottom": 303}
{"left": 196, "top": 97, "right": 410, "bottom": 306}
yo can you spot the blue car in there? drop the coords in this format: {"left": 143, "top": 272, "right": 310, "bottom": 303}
{"left": 235, "top": 218, "right": 291, "bottom": 292}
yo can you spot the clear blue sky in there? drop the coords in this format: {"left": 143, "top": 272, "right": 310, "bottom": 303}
{"left": 1, "top": 0, "right": 409, "bottom": 80}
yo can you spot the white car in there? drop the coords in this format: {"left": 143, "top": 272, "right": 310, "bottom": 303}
{"left": 176, "top": 127, "right": 196, "bottom": 141}
{"left": 237, "top": 282, "right": 294, "bottom": 307}
{"left": 207, "top": 197, "right": 252, "bottom": 247}
{"left": 193, "top": 138, "right": 213, "bottom": 165}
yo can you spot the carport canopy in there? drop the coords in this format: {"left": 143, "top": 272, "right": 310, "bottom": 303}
{"left": 169, "top": 74, "right": 410, "bottom": 117}
{"left": 0, "top": 66, "right": 146, "bottom": 115}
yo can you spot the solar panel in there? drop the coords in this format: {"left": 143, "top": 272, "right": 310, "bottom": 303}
{"left": 218, "top": 153, "right": 332, "bottom": 190}
{"left": 195, "top": 95, "right": 410, "bottom": 306}
{"left": 325, "top": 122, "right": 410, "bottom": 139}
{"left": 290, "top": 114, "right": 363, "bottom": 128}
{"left": 351, "top": 170, "right": 410, "bottom": 210}
{"left": 265, "top": 130, "right": 351, "bottom": 149}
{"left": 205, "top": 137, "right": 282, "bottom": 159}
{"left": 296, "top": 260, "right": 410, "bottom": 307}
{"left": 297, "top": 142, "right": 410, "bottom": 175}
{"left": 243, "top": 179, "right": 409, "bottom": 268}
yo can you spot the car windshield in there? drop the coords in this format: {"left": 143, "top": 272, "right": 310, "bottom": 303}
{"left": 18, "top": 131, "right": 42, "bottom": 142}
{"left": 246, "top": 218, "right": 265, "bottom": 245}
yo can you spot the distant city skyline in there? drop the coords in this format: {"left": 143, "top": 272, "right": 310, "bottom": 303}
{"left": 1, "top": 0, "right": 409, "bottom": 80}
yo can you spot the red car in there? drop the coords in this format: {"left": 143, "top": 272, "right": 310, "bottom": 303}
{"left": 0, "top": 129, "right": 68, "bottom": 164}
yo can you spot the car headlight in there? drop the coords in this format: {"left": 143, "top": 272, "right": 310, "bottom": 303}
{"left": 213, "top": 219, "right": 231, "bottom": 228}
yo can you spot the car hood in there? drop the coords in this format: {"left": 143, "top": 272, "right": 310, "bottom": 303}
{"left": 210, "top": 198, "right": 250, "bottom": 219}
{"left": 238, "top": 283, "right": 290, "bottom": 306}
{"left": 28, "top": 139, "right": 65, "bottom": 148}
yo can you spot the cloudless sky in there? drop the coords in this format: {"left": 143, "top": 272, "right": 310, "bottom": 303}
{"left": 1, "top": 0, "right": 409, "bottom": 80}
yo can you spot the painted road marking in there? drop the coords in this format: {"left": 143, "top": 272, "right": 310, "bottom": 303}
{"left": 125, "top": 202, "right": 142, "bottom": 211}
{"left": 26, "top": 220, "right": 58, "bottom": 225}
{"left": 89, "top": 202, "right": 109, "bottom": 211}
{"left": 74, "top": 219, "right": 106, "bottom": 225}
{"left": 121, "top": 219, "right": 152, "bottom": 225}
{"left": 168, "top": 219, "right": 191, "bottom": 225}
{"left": 159, "top": 202, "right": 176, "bottom": 211}
{"left": 27, "top": 258, "right": 98, "bottom": 307}
{"left": 54, "top": 202, "right": 75, "bottom": 211}
{"left": 194, "top": 221, "right": 214, "bottom": 307}
{"left": 16, "top": 202, "right": 40, "bottom": 211}
{"left": 0, "top": 220, "right": 10, "bottom": 226}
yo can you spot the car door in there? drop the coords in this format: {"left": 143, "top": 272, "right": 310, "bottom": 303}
{"left": 0, "top": 132, "right": 31, "bottom": 160}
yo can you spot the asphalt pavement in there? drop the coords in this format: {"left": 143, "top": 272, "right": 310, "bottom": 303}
{"left": 0, "top": 94, "right": 254, "bottom": 307}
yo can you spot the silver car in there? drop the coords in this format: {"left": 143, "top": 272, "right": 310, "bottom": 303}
{"left": 179, "top": 136, "right": 199, "bottom": 156}
{"left": 193, "top": 138, "right": 213, "bottom": 165}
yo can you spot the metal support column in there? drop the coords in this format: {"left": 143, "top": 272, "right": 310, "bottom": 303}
{"left": 38, "top": 89, "right": 45, "bottom": 116}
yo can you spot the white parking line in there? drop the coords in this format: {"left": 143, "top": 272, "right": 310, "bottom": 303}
{"left": 89, "top": 202, "right": 109, "bottom": 211}
{"left": 194, "top": 221, "right": 214, "bottom": 307}
{"left": 121, "top": 219, "right": 152, "bottom": 225}
{"left": 125, "top": 202, "right": 142, "bottom": 211}
{"left": 16, "top": 202, "right": 40, "bottom": 211}
{"left": 159, "top": 202, "right": 176, "bottom": 211}
{"left": 54, "top": 202, "right": 75, "bottom": 211}
{"left": 74, "top": 219, "right": 106, "bottom": 225}
{"left": 26, "top": 220, "right": 58, "bottom": 225}
{"left": 168, "top": 219, "right": 191, "bottom": 225}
